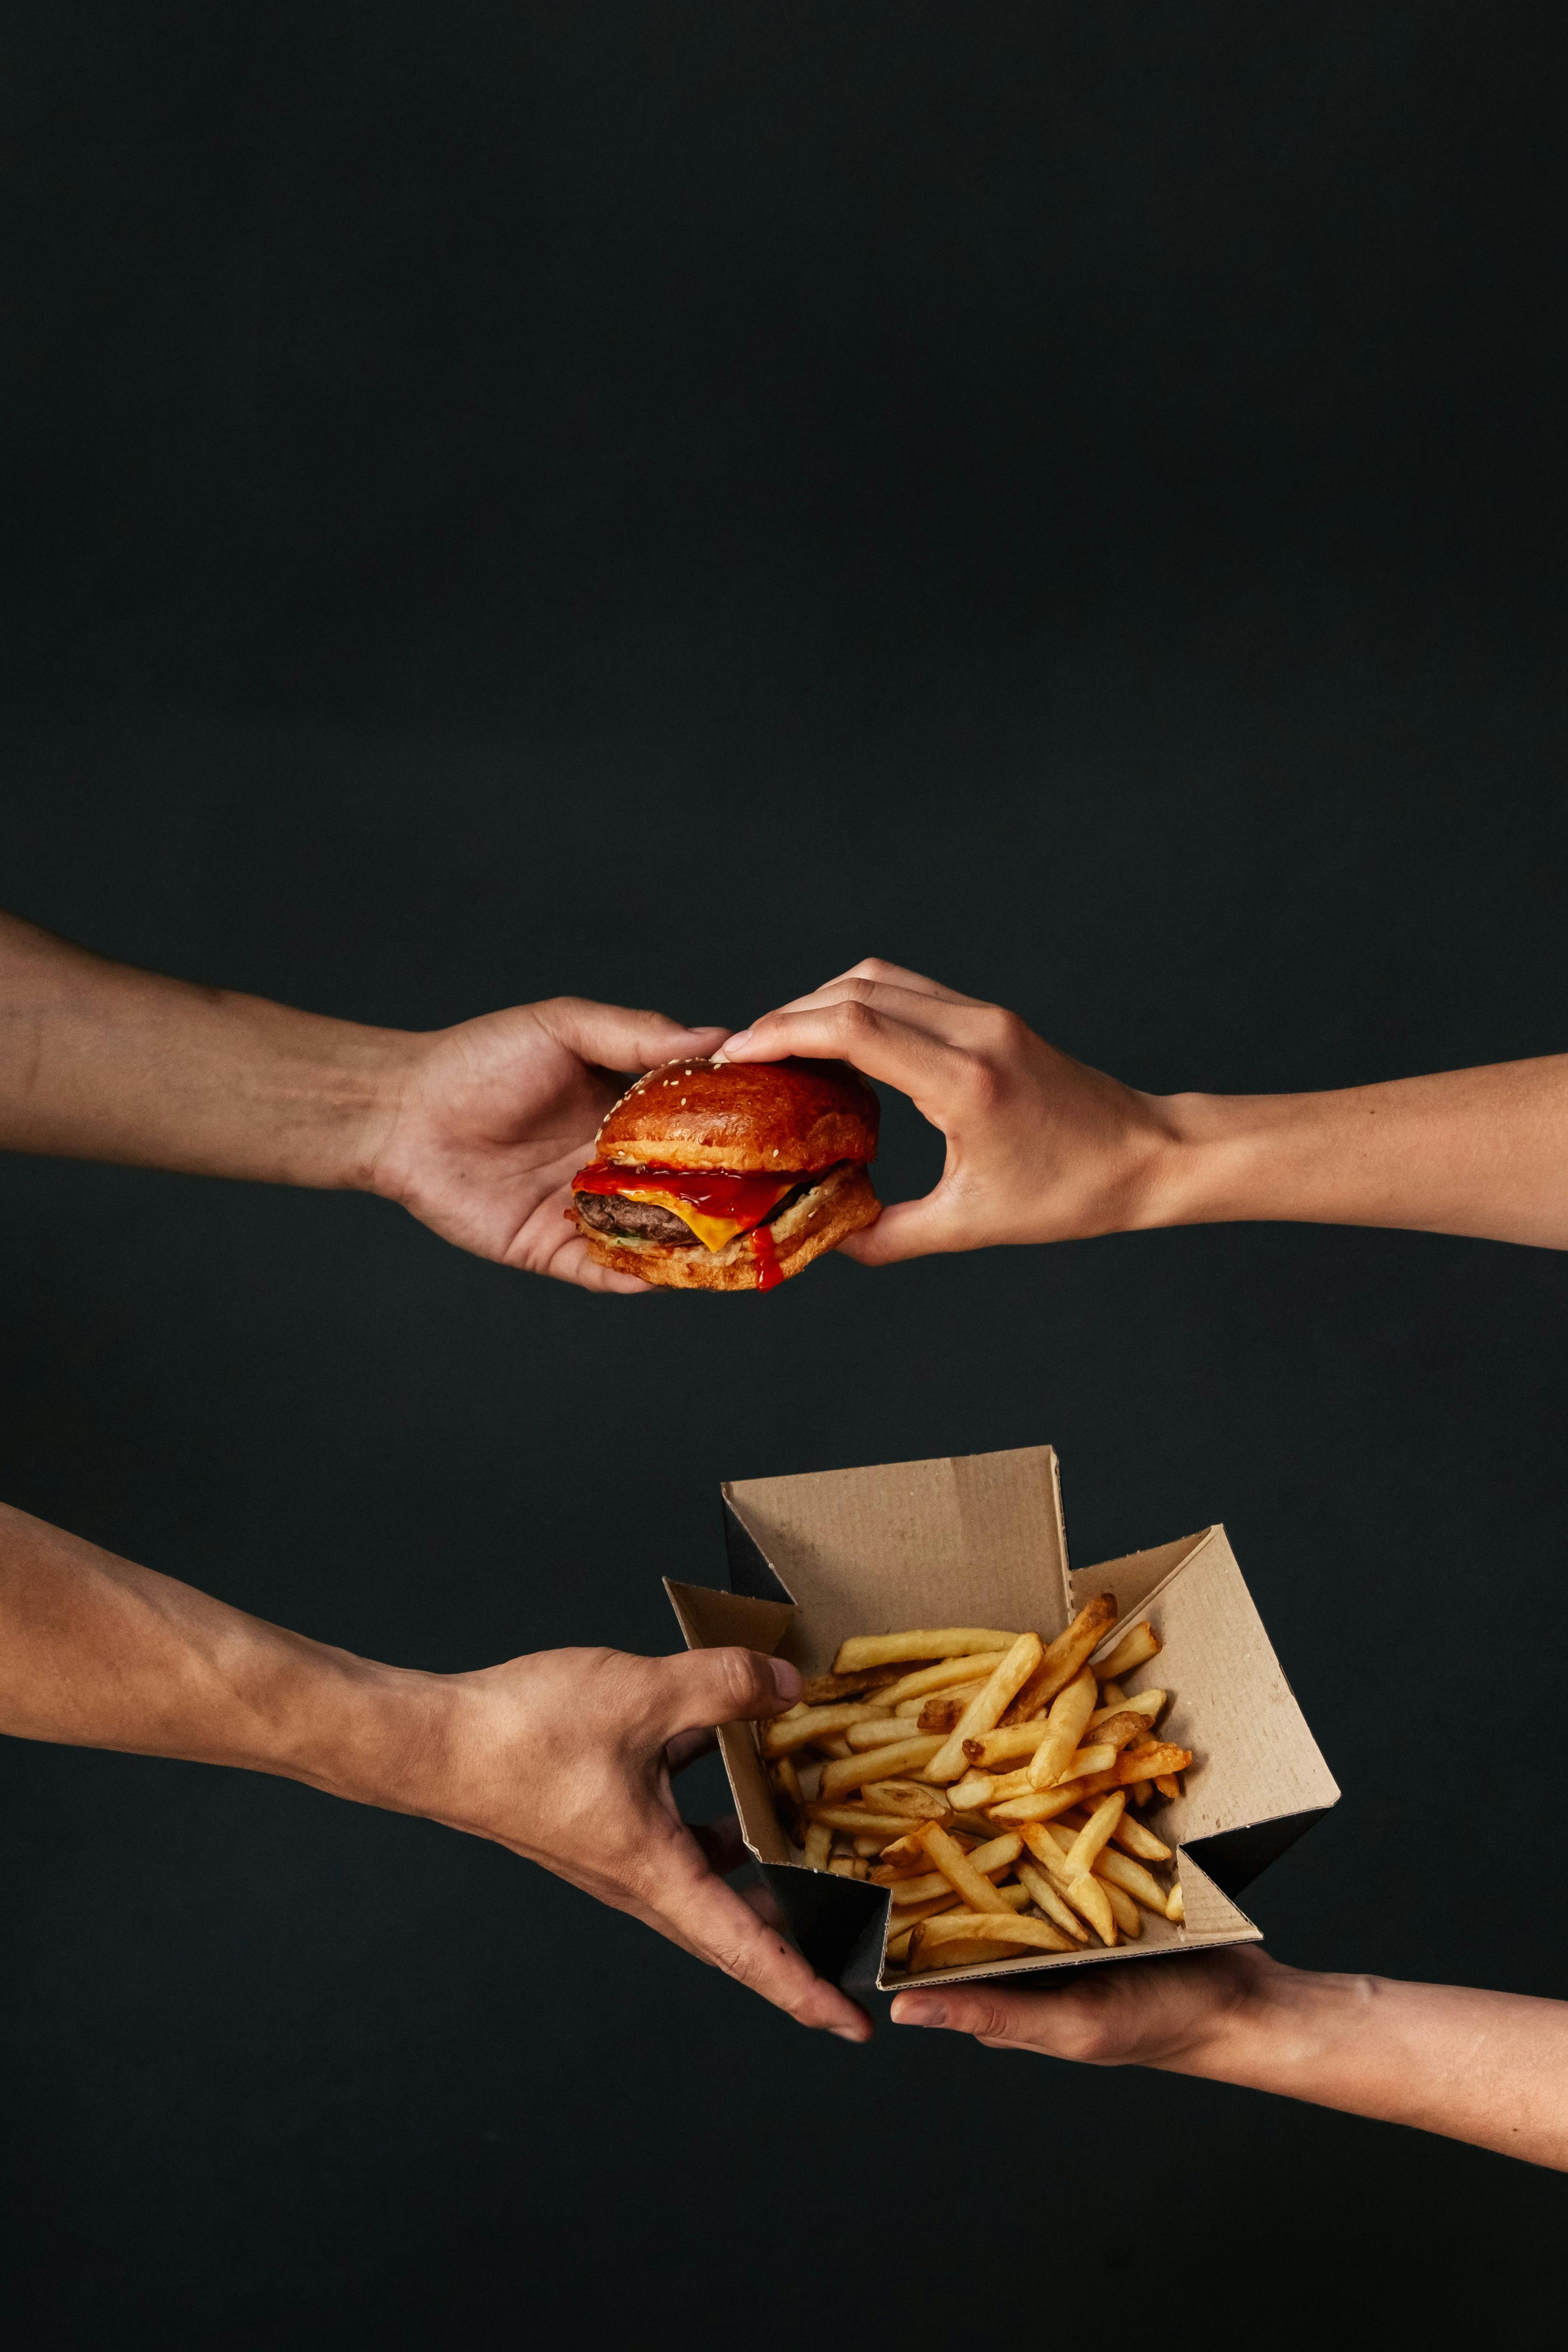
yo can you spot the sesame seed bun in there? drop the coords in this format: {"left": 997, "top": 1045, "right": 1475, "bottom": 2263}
{"left": 591, "top": 1056, "right": 879, "bottom": 1175}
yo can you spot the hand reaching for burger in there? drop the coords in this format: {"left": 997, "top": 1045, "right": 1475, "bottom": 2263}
{"left": 720, "top": 959, "right": 1177, "bottom": 1261}
{"left": 721, "top": 957, "right": 1568, "bottom": 1259}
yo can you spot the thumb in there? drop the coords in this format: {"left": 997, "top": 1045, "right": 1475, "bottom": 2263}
{"left": 838, "top": 1193, "right": 956, "bottom": 1266}
{"left": 651, "top": 1647, "right": 801, "bottom": 1741}
{"left": 535, "top": 999, "right": 729, "bottom": 1074}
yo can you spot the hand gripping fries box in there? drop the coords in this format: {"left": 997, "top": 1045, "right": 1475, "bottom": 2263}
{"left": 666, "top": 1444, "right": 1339, "bottom": 1994}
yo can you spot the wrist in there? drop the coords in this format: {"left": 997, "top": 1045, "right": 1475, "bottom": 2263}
{"left": 1126, "top": 1090, "right": 1277, "bottom": 1233}
{"left": 272, "top": 1648, "right": 463, "bottom": 1819}
{"left": 1155, "top": 1952, "right": 1349, "bottom": 2091}
{"left": 286, "top": 1017, "right": 422, "bottom": 1196}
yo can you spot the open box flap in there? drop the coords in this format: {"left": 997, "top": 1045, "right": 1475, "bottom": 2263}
{"left": 721, "top": 1444, "right": 1071, "bottom": 1675}
{"left": 1075, "top": 1524, "right": 1340, "bottom": 1866}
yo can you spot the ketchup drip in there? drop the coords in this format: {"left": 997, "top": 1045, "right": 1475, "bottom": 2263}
{"left": 751, "top": 1222, "right": 783, "bottom": 1292}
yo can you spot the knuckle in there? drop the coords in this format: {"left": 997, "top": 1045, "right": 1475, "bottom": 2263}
{"left": 709, "top": 1645, "right": 768, "bottom": 1717}
{"left": 1045, "top": 1997, "right": 1118, "bottom": 2064}
{"left": 832, "top": 1000, "right": 880, "bottom": 1040}
{"left": 959, "top": 1054, "right": 1004, "bottom": 1114}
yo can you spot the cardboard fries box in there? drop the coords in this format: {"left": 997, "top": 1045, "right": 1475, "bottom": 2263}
{"left": 666, "top": 1444, "right": 1339, "bottom": 1993}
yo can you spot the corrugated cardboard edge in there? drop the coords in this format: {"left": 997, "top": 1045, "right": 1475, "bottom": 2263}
{"left": 666, "top": 1449, "right": 1338, "bottom": 1995}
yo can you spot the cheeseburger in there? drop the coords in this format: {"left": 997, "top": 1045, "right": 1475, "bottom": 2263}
{"left": 569, "top": 1057, "right": 880, "bottom": 1291}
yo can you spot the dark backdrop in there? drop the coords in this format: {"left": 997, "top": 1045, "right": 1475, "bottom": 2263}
{"left": 3, "top": 6, "right": 1566, "bottom": 2344}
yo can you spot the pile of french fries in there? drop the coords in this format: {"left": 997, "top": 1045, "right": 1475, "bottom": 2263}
{"left": 761, "top": 1598, "right": 1194, "bottom": 1973}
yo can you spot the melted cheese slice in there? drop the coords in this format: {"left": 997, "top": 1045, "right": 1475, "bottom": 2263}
{"left": 614, "top": 1181, "right": 793, "bottom": 1254}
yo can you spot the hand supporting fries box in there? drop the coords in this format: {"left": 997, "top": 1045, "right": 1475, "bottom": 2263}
{"left": 666, "top": 1445, "right": 1340, "bottom": 1992}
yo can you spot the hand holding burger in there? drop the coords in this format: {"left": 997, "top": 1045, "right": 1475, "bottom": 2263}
{"left": 569, "top": 1056, "right": 881, "bottom": 1291}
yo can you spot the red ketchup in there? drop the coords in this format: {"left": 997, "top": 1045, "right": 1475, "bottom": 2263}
{"left": 569, "top": 1162, "right": 804, "bottom": 1226}
{"left": 751, "top": 1222, "right": 783, "bottom": 1292}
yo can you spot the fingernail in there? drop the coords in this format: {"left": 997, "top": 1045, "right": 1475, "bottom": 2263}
{"left": 892, "top": 1997, "right": 944, "bottom": 2028}
{"left": 830, "top": 2024, "right": 869, "bottom": 2043}
{"left": 725, "top": 1028, "right": 753, "bottom": 1052}
{"left": 768, "top": 1656, "right": 802, "bottom": 1702}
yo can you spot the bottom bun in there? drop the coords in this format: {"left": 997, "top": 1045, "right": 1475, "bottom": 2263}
{"left": 577, "top": 1160, "right": 880, "bottom": 1292}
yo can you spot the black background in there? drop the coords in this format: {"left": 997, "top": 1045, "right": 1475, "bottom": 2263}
{"left": 3, "top": 5, "right": 1567, "bottom": 2344}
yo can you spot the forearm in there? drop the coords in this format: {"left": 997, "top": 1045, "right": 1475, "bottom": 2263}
{"left": 0, "top": 911, "right": 415, "bottom": 1188}
{"left": 0, "top": 1501, "right": 450, "bottom": 1812}
{"left": 1170, "top": 1956, "right": 1568, "bottom": 2167}
{"left": 1143, "top": 1056, "right": 1568, "bottom": 1249}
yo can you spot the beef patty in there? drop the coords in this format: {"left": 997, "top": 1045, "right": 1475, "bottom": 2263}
{"left": 574, "top": 1175, "right": 816, "bottom": 1246}
{"left": 573, "top": 1191, "right": 698, "bottom": 1244}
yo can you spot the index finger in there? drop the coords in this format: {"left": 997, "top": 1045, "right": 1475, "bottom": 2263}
{"left": 774, "top": 958, "right": 986, "bottom": 1012}
{"left": 720, "top": 1003, "right": 971, "bottom": 1107}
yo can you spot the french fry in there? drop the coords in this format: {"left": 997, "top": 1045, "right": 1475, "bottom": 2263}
{"left": 961, "top": 1720, "right": 1052, "bottom": 1768}
{"left": 1088, "top": 1687, "right": 1165, "bottom": 1733}
{"left": 1101, "top": 1879, "right": 1142, "bottom": 1935}
{"left": 1084, "top": 1708, "right": 1161, "bottom": 1753}
{"left": 1109, "top": 1744, "right": 1191, "bottom": 1788}
{"left": 1097, "top": 1677, "right": 1126, "bottom": 1708}
{"left": 916, "top": 1695, "right": 969, "bottom": 1733}
{"left": 768, "top": 1755, "right": 805, "bottom": 1838}
{"left": 818, "top": 1736, "right": 946, "bottom": 1802}
{"left": 910, "top": 1910, "right": 1077, "bottom": 1959}
{"left": 915, "top": 1822, "right": 1019, "bottom": 1914}
{"left": 1111, "top": 1813, "right": 1172, "bottom": 1863}
{"left": 884, "top": 1893, "right": 965, "bottom": 1958}
{"left": 946, "top": 1769, "right": 1001, "bottom": 1811}
{"left": 872, "top": 1828, "right": 960, "bottom": 1877}
{"left": 818, "top": 1735, "right": 853, "bottom": 1759}
{"left": 1055, "top": 1742, "right": 1118, "bottom": 1784}
{"left": 805, "top": 1804, "right": 929, "bottom": 1836}
{"left": 892, "top": 1879, "right": 1034, "bottom": 1961}
{"left": 878, "top": 1652, "right": 1009, "bottom": 1708}
{"left": 1167, "top": 1881, "right": 1185, "bottom": 1923}
{"left": 1095, "top": 1620, "right": 1162, "bottom": 1680}
{"left": 1000, "top": 1595, "right": 1118, "bottom": 1725}
{"left": 1037, "top": 1821, "right": 1143, "bottom": 1936}
{"left": 949, "top": 1811, "right": 1004, "bottom": 1841}
{"left": 885, "top": 1835, "right": 1022, "bottom": 1906}
{"left": 907, "top": 1928, "right": 1025, "bottom": 1973}
{"left": 799, "top": 1665, "right": 908, "bottom": 1705}
{"left": 867, "top": 1779, "right": 951, "bottom": 1820}
{"left": 833, "top": 1630, "right": 1017, "bottom": 1674}
{"left": 1025, "top": 1664, "right": 1100, "bottom": 1789}
{"left": 1065, "top": 1791, "right": 1126, "bottom": 1875}
{"left": 1154, "top": 1773, "right": 1182, "bottom": 1801}
{"left": 827, "top": 1855, "right": 869, "bottom": 1879}
{"left": 1094, "top": 1848, "right": 1171, "bottom": 1914}
{"left": 988, "top": 1780, "right": 1103, "bottom": 1827}
{"left": 1016, "top": 1859, "right": 1090, "bottom": 1942}
{"left": 1132, "top": 1781, "right": 1152, "bottom": 1807}
{"left": 1018, "top": 1822, "right": 1118, "bottom": 1946}
{"left": 802, "top": 1821, "right": 832, "bottom": 1870}
{"left": 844, "top": 1717, "right": 925, "bottom": 1751}
{"left": 924, "top": 1633, "right": 1046, "bottom": 1782}
{"left": 763, "top": 1701, "right": 898, "bottom": 1756}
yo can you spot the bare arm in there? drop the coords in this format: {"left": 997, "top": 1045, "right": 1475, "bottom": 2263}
{"left": 892, "top": 1948, "right": 1568, "bottom": 2168}
{"left": 0, "top": 910, "right": 726, "bottom": 1288}
{"left": 722, "top": 959, "right": 1568, "bottom": 1256}
{"left": 0, "top": 1499, "right": 869, "bottom": 2041}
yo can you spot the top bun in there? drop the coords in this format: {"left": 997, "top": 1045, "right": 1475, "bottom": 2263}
{"left": 594, "top": 1058, "right": 879, "bottom": 1174}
